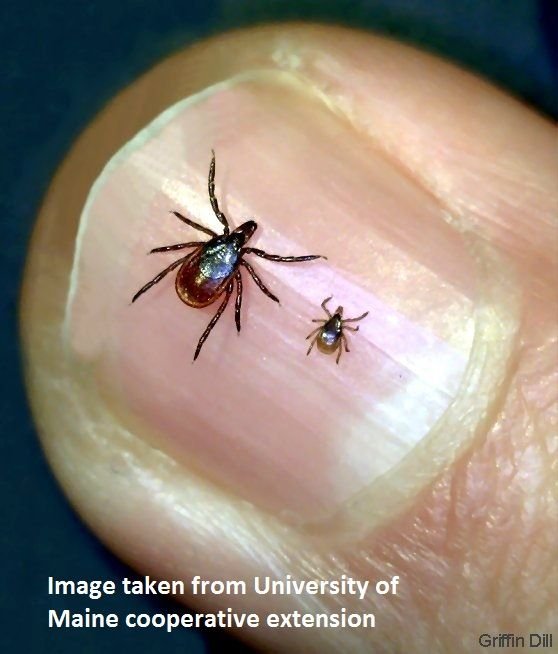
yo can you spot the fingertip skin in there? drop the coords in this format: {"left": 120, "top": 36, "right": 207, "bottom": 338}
{"left": 20, "top": 24, "right": 558, "bottom": 654}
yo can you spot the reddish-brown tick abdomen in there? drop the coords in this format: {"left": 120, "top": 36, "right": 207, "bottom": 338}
{"left": 175, "top": 238, "right": 241, "bottom": 308}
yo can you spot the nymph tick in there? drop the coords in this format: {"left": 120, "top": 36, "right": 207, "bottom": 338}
{"left": 132, "top": 151, "right": 325, "bottom": 360}
{"left": 306, "top": 297, "right": 368, "bottom": 364}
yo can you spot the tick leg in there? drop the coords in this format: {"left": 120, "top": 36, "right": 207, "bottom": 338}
{"left": 305, "top": 326, "right": 322, "bottom": 340}
{"left": 131, "top": 256, "right": 189, "bottom": 303}
{"left": 240, "top": 260, "right": 279, "bottom": 303}
{"left": 234, "top": 270, "right": 243, "bottom": 333}
{"left": 342, "top": 333, "right": 350, "bottom": 352}
{"left": 194, "top": 282, "right": 233, "bottom": 361}
{"left": 150, "top": 241, "right": 200, "bottom": 253}
{"left": 311, "top": 319, "right": 326, "bottom": 323}
{"left": 336, "top": 342, "right": 343, "bottom": 364}
{"left": 343, "top": 311, "right": 369, "bottom": 323}
{"left": 171, "top": 211, "right": 216, "bottom": 237}
{"left": 306, "top": 334, "right": 319, "bottom": 356}
{"left": 242, "top": 247, "right": 325, "bottom": 263}
{"left": 344, "top": 325, "right": 359, "bottom": 332}
{"left": 321, "top": 296, "right": 333, "bottom": 317}
{"left": 208, "top": 150, "right": 230, "bottom": 235}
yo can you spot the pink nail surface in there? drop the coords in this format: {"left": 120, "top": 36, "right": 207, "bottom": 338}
{"left": 65, "top": 75, "right": 474, "bottom": 521}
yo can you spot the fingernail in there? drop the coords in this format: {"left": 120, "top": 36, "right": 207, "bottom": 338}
{"left": 65, "top": 71, "right": 478, "bottom": 526}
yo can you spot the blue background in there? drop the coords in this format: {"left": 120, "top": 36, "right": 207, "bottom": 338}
{"left": 2, "top": 1, "right": 556, "bottom": 652}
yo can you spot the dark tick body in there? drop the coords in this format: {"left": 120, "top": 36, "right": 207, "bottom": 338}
{"left": 132, "top": 151, "right": 325, "bottom": 360}
{"left": 306, "top": 297, "right": 369, "bottom": 364}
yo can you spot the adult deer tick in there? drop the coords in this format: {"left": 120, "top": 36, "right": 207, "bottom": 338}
{"left": 306, "top": 297, "right": 369, "bottom": 364}
{"left": 132, "top": 151, "right": 325, "bottom": 360}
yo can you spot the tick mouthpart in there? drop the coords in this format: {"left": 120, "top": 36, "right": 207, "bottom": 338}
{"left": 232, "top": 220, "right": 257, "bottom": 243}
{"left": 335, "top": 306, "right": 344, "bottom": 317}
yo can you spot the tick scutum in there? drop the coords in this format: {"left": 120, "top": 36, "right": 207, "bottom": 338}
{"left": 317, "top": 315, "right": 343, "bottom": 353}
